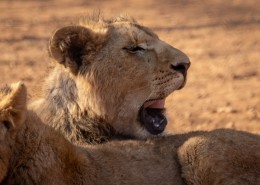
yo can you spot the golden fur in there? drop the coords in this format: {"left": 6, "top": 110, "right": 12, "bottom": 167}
{"left": 1, "top": 82, "right": 259, "bottom": 185}
{"left": 30, "top": 16, "right": 190, "bottom": 145}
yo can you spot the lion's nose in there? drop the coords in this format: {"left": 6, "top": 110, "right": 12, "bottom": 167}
{"left": 170, "top": 58, "right": 190, "bottom": 76}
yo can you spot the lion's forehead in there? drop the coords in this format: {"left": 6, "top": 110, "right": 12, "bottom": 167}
{"left": 83, "top": 19, "right": 158, "bottom": 43}
{"left": 114, "top": 23, "right": 158, "bottom": 40}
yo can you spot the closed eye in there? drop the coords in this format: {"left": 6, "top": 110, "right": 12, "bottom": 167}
{"left": 123, "top": 46, "right": 145, "bottom": 53}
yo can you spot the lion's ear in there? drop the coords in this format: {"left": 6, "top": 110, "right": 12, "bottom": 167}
{"left": 0, "top": 82, "right": 27, "bottom": 129}
{"left": 49, "top": 26, "right": 97, "bottom": 74}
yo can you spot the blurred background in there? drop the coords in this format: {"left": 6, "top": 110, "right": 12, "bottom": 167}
{"left": 0, "top": 0, "right": 259, "bottom": 134}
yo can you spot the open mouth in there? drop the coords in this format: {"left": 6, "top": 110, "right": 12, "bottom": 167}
{"left": 138, "top": 99, "right": 167, "bottom": 135}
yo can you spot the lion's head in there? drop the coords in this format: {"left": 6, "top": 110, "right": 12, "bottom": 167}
{"left": 48, "top": 16, "right": 190, "bottom": 139}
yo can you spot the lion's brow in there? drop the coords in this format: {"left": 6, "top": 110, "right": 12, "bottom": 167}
{"left": 133, "top": 24, "right": 158, "bottom": 38}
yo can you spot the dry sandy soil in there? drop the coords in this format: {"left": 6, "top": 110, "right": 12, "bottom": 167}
{"left": 0, "top": 0, "right": 259, "bottom": 134}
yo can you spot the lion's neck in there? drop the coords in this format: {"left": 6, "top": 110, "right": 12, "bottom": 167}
{"left": 30, "top": 66, "right": 117, "bottom": 145}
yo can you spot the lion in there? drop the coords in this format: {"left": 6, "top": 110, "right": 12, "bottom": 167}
{"left": 30, "top": 16, "right": 191, "bottom": 145}
{"left": 1, "top": 82, "right": 259, "bottom": 185}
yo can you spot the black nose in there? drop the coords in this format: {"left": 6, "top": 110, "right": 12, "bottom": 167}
{"left": 171, "top": 62, "right": 190, "bottom": 76}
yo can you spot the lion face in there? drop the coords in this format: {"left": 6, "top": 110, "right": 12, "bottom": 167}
{"left": 49, "top": 17, "right": 190, "bottom": 138}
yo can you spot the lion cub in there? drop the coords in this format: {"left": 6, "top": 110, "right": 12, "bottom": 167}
{"left": 1, "top": 83, "right": 259, "bottom": 185}
{"left": 31, "top": 16, "right": 191, "bottom": 145}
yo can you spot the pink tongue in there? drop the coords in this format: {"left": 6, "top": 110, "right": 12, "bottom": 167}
{"left": 144, "top": 99, "right": 165, "bottom": 109}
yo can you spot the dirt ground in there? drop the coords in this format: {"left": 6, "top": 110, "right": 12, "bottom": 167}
{"left": 0, "top": 0, "right": 259, "bottom": 134}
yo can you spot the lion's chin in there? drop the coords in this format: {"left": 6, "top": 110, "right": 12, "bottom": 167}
{"left": 138, "top": 99, "right": 167, "bottom": 135}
